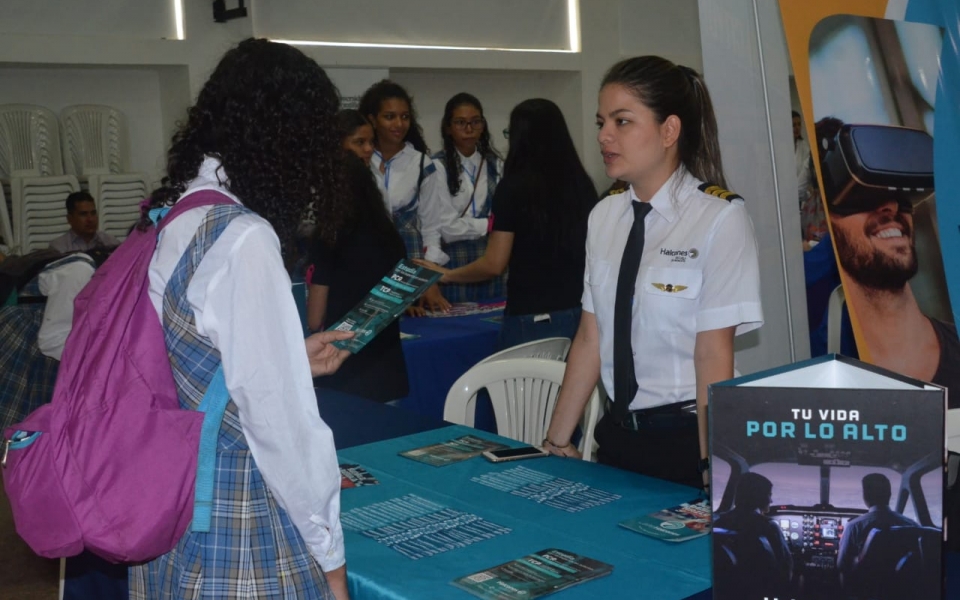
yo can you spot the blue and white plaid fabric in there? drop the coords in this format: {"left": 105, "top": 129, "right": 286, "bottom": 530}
{"left": 129, "top": 205, "right": 332, "bottom": 600}
{"left": 393, "top": 204, "right": 424, "bottom": 260}
{"left": 441, "top": 237, "right": 505, "bottom": 302}
{"left": 0, "top": 305, "right": 59, "bottom": 431}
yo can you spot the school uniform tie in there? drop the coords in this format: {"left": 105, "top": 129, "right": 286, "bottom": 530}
{"left": 612, "top": 200, "right": 653, "bottom": 422}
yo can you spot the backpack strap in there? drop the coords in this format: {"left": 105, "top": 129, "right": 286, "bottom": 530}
{"left": 150, "top": 189, "right": 238, "bottom": 230}
{"left": 147, "top": 189, "right": 242, "bottom": 533}
{"left": 191, "top": 364, "right": 229, "bottom": 531}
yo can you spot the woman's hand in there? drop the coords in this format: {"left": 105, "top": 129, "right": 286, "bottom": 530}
{"left": 304, "top": 330, "right": 354, "bottom": 377}
{"left": 419, "top": 284, "right": 451, "bottom": 313}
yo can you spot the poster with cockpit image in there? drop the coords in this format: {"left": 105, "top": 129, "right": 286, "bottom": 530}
{"left": 710, "top": 354, "right": 946, "bottom": 600}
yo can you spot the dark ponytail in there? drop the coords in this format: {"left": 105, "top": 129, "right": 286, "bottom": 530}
{"left": 602, "top": 56, "right": 727, "bottom": 189}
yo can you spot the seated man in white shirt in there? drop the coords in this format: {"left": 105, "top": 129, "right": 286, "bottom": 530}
{"left": 48, "top": 191, "right": 120, "bottom": 253}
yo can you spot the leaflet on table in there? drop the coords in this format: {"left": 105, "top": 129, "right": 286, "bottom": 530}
{"left": 427, "top": 300, "right": 506, "bottom": 318}
{"left": 326, "top": 259, "right": 441, "bottom": 353}
{"left": 451, "top": 548, "right": 613, "bottom": 600}
{"left": 339, "top": 463, "right": 379, "bottom": 489}
{"left": 618, "top": 498, "right": 711, "bottom": 542}
{"left": 399, "top": 435, "right": 508, "bottom": 467}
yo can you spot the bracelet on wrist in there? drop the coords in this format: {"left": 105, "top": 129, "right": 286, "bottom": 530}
{"left": 543, "top": 437, "right": 571, "bottom": 450}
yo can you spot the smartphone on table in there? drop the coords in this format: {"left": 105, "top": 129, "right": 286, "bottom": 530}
{"left": 482, "top": 445, "right": 550, "bottom": 463}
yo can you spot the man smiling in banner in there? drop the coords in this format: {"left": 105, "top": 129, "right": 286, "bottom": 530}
{"left": 822, "top": 123, "right": 960, "bottom": 405}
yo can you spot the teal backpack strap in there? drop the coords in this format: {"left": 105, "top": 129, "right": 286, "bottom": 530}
{"left": 190, "top": 363, "right": 230, "bottom": 532}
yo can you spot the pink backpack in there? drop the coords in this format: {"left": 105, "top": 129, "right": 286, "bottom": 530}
{"left": 1, "top": 191, "right": 235, "bottom": 563}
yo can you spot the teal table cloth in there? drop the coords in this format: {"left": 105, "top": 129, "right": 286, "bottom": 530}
{"left": 337, "top": 425, "right": 711, "bottom": 600}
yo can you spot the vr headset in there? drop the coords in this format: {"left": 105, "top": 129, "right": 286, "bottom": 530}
{"left": 819, "top": 124, "right": 934, "bottom": 216}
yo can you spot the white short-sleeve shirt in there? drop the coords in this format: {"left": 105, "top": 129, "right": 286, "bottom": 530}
{"left": 433, "top": 150, "right": 503, "bottom": 244}
{"left": 582, "top": 169, "right": 763, "bottom": 410}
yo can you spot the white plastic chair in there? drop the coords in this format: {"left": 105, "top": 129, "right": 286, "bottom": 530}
{"left": 443, "top": 358, "right": 602, "bottom": 461}
{"left": 0, "top": 184, "right": 13, "bottom": 250}
{"left": 91, "top": 173, "right": 149, "bottom": 241}
{"left": 60, "top": 105, "right": 127, "bottom": 178}
{"left": 477, "top": 337, "right": 572, "bottom": 365}
{"left": 13, "top": 175, "right": 79, "bottom": 252}
{"left": 0, "top": 104, "right": 64, "bottom": 180}
{"left": 827, "top": 284, "right": 845, "bottom": 354}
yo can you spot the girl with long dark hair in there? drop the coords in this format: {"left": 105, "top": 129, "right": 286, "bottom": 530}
{"left": 431, "top": 93, "right": 505, "bottom": 302}
{"left": 417, "top": 98, "right": 597, "bottom": 348}
{"left": 357, "top": 81, "right": 443, "bottom": 263}
{"left": 543, "top": 56, "right": 763, "bottom": 491}
{"left": 306, "top": 110, "right": 409, "bottom": 403}
{"left": 131, "top": 39, "right": 351, "bottom": 600}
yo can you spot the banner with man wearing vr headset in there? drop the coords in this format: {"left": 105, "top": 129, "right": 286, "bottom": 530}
{"left": 779, "top": 0, "right": 959, "bottom": 405}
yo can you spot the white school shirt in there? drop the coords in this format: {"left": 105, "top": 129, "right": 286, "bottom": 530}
{"left": 147, "top": 157, "right": 345, "bottom": 572}
{"left": 434, "top": 150, "right": 503, "bottom": 243}
{"left": 37, "top": 255, "right": 96, "bottom": 360}
{"left": 370, "top": 142, "right": 448, "bottom": 264}
{"left": 582, "top": 169, "right": 763, "bottom": 410}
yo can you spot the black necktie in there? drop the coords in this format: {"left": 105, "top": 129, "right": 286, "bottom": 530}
{"left": 612, "top": 201, "right": 653, "bottom": 421}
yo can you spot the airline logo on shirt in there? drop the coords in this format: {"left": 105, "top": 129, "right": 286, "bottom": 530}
{"left": 659, "top": 248, "right": 699, "bottom": 263}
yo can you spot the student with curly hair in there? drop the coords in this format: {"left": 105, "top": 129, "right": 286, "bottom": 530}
{"left": 431, "top": 93, "right": 505, "bottom": 302}
{"left": 130, "top": 39, "right": 352, "bottom": 600}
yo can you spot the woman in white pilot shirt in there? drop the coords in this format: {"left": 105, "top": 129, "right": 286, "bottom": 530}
{"left": 431, "top": 93, "right": 505, "bottom": 303}
{"left": 543, "top": 56, "right": 763, "bottom": 489}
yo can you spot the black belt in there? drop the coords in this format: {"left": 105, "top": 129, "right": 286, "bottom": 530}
{"left": 606, "top": 399, "right": 697, "bottom": 431}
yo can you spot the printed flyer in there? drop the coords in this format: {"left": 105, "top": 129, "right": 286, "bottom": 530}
{"left": 619, "top": 499, "right": 711, "bottom": 543}
{"left": 399, "top": 435, "right": 508, "bottom": 467}
{"left": 452, "top": 548, "right": 612, "bottom": 600}
{"left": 326, "top": 259, "right": 440, "bottom": 353}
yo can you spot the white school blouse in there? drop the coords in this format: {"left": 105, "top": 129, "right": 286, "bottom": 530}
{"left": 582, "top": 168, "right": 763, "bottom": 411}
{"left": 147, "top": 157, "right": 345, "bottom": 572}
{"left": 370, "top": 142, "right": 447, "bottom": 264}
{"left": 433, "top": 150, "right": 503, "bottom": 243}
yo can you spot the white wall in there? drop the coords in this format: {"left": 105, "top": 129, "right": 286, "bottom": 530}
{"left": 0, "top": 0, "right": 809, "bottom": 374}
{"left": 699, "top": 0, "right": 810, "bottom": 371}
{"left": 392, "top": 69, "right": 582, "bottom": 158}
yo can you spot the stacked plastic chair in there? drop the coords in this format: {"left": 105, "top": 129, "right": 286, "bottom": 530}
{"left": 60, "top": 105, "right": 148, "bottom": 242}
{"left": 0, "top": 104, "right": 80, "bottom": 253}
{"left": 0, "top": 184, "right": 12, "bottom": 253}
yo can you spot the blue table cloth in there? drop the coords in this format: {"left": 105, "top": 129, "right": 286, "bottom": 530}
{"left": 337, "top": 425, "right": 712, "bottom": 600}
{"left": 398, "top": 309, "right": 501, "bottom": 420}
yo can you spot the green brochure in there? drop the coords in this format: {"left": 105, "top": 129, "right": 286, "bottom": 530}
{"left": 452, "top": 548, "right": 613, "bottom": 599}
{"left": 618, "top": 498, "right": 711, "bottom": 542}
{"left": 326, "top": 259, "right": 441, "bottom": 353}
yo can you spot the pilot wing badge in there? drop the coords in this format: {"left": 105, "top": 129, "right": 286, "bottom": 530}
{"left": 697, "top": 182, "right": 743, "bottom": 203}
{"left": 651, "top": 283, "right": 688, "bottom": 293}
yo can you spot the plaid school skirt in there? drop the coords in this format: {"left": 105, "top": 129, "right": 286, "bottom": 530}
{"left": 441, "top": 237, "right": 506, "bottom": 303}
{"left": 128, "top": 447, "right": 333, "bottom": 600}
{"left": 394, "top": 208, "right": 424, "bottom": 260}
{"left": 0, "top": 304, "right": 59, "bottom": 430}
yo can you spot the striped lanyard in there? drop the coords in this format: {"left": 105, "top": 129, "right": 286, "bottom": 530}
{"left": 461, "top": 155, "right": 486, "bottom": 218}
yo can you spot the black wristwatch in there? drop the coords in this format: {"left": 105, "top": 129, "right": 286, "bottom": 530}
{"left": 698, "top": 457, "right": 710, "bottom": 474}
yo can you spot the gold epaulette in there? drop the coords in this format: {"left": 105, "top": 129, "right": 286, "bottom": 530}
{"left": 697, "top": 182, "right": 743, "bottom": 202}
